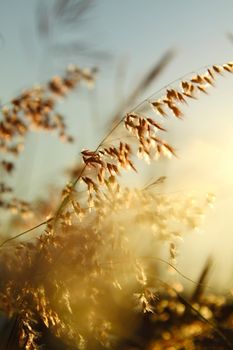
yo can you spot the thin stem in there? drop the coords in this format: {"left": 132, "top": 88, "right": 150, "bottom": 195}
{"left": 0, "top": 218, "right": 52, "bottom": 249}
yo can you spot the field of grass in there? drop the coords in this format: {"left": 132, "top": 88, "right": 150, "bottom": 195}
{"left": 1, "top": 57, "right": 233, "bottom": 349}
{"left": 1, "top": 1, "right": 233, "bottom": 349}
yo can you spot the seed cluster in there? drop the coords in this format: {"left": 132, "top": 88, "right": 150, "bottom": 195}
{"left": 0, "top": 65, "right": 96, "bottom": 216}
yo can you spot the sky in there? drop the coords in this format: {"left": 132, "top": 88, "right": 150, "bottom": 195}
{"left": 1, "top": 0, "right": 233, "bottom": 290}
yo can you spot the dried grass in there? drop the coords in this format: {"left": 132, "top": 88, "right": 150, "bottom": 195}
{"left": 0, "top": 61, "right": 233, "bottom": 349}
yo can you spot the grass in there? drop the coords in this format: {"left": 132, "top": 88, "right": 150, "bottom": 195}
{"left": 0, "top": 61, "right": 233, "bottom": 349}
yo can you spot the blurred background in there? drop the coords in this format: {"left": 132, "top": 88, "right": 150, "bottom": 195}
{"left": 0, "top": 0, "right": 233, "bottom": 293}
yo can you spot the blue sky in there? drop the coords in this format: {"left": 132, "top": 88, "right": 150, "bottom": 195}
{"left": 1, "top": 0, "right": 233, "bottom": 98}
{"left": 1, "top": 0, "right": 233, "bottom": 288}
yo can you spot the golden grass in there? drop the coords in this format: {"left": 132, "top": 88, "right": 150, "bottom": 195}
{"left": 0, "top": 61, "right": 233, "bottom": 349}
